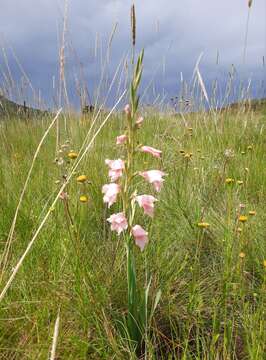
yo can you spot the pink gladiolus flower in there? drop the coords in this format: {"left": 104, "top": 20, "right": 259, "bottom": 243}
{"left": 139, "top": 170, "right": 166, "bottom": 192}
{"left": 132, "top": 225, "right": 149, "bottom": 251}
{"left": 141, "top": 146, "right": 162, "bottom": 158}
{"left": 105, "top": 159, "right": 125, "bottom": 182}
{"left": 136, "top": 116, "right": 144, "bottom": 128}
{"left": 107, "top": 212, "right": 128, "bottom": 235}
{"left": 136, "top": 195, "right": 157, "bottom": 217}
{"left": 124, "top": 104, "right": 131, "bottom": 116}
{"left": 102, "top": 183, "right": 120, "bottom": 208}
{"left": 116, "top": 134, "right": 128, "bottom": 145}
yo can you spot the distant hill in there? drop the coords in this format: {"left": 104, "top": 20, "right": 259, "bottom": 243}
{"left": 1, "top": 94, "right": 265, "bottom": 119}
{"left": 225, "top": 98, "right": 266, "bottom": 113}
{"left": 0, "top": 95, "right": 47, "bottom": 118}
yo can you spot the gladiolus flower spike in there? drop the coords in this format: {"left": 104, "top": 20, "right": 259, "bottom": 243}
{"left": 101, "top": 50, "right": 165, "bottom": 346}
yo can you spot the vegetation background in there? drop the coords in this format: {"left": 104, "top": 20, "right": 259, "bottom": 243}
{"left": 0, "top": 1, "right": 265, "bottom": 359}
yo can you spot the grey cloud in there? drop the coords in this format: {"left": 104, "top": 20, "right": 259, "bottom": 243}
{"left": 0, "top": 0, "right": 265, "bottom": 107}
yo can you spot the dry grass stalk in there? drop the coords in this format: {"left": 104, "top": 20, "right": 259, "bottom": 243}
{"left": 50, "top": 311, "right": 60, "bottom": 360}
{"left": 10, "top": 46, "right": 36, "bottom": 102}
{"left": 107, "top": 22, "right": 118, "bottom": 62}
{"left": 243, "top": 3, "right": 252, "bottom": 64}
{"left": 0, "top": 90, "right": 126, "bottom": 303}
{"left": 59, "top": 0, "right": 69, "bottom": 108}
{"left": 78, "top": 53, "right": 126, "bottom": 156}
{"left": 0, "top": 109, "right": 62, "bottom": 282}
{"left": 196, "top": 67, "right": 209, "bottom": 104}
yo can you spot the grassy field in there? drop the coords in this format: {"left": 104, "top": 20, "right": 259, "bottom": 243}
{"left": 0, "top": 103, "right": 266, "bottom": 359}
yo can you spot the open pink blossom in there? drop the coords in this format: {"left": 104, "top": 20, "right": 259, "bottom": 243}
{"left": 136, "top": 195, "right": 157, "bottom": 217}
{"left": 124, "top": 104, "right": 131, "bottom": 116}
{"left": 139, "top": 170, "right": 166, "bottom": 192}
{"left": 107, "top": 212, "right": 128, "bottom": 235}
{"left": 116, "top": 134, "right": 128, "bottom": 145}
{"left": 132, "top": 225, "right": 149, "bottom": 251}
{"left": 141, "top": 146, "right": 162, "bottom": 158}
{"left": 136, "top": 116, "right": 144, "bottom": 128}
{"left": 102, "top": 183, "right": 120, "bottom": 208}
{"left": 105, "top": 159, "right": 125, "bottom": 181}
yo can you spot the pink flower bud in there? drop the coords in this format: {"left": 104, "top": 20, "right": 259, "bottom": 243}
{"left": 141, "top": 146, "right": 162, "bottom": 158}
{"left": 116, "top": 134, "right": 128, "bottom": 145}
{"left": 59, "top": 191, "right": 69, "bottom": 200}
{"left": 124, "top": 104, "right": 131, "bottom": 116}
{"left": 136, "top": 116, "right": 144, "bottom": 128}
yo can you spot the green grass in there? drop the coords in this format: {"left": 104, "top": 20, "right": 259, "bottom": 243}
{"left": 0, "top": 107, "right": 265, "bottom": 359}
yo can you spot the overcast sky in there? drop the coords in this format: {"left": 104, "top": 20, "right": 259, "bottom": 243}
{"left": 0, "top": 0, "right": 265, "bottom": 108}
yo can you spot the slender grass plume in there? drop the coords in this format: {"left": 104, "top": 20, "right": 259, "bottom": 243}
{"left": 243, "top": 0, "right": 253, "bottom": 63}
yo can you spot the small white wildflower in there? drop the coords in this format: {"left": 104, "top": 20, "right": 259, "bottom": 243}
{"left": 224, "top": 149, "right": 234, "bottom": 158}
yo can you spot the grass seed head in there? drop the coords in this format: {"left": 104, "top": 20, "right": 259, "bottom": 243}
{"left": 130, "top": 4, "right": 136, "bottom": 47}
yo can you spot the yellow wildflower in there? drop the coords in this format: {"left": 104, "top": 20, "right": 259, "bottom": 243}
{"left": 248, "top": 210, "right": 256, "bottom": 216}
{"left": 238, "top": 215, "right": 248, "bottom": 223}
{"left": 225, "top": 178, "right": 234, "bottom": 184}
{"left": 79, "top": 195, "right": 88, "bottom": 203}
{"left": 197, "top": 222, "right": 210, "bottom": 229}
{"left": 239, "top": 252, "right": 246, "bottom": 259}
{"left": 77, "top": 175, "right": 88, "bottom": 183}
{"left": 68, "top": 151, "right": 78, "bottom": 159}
